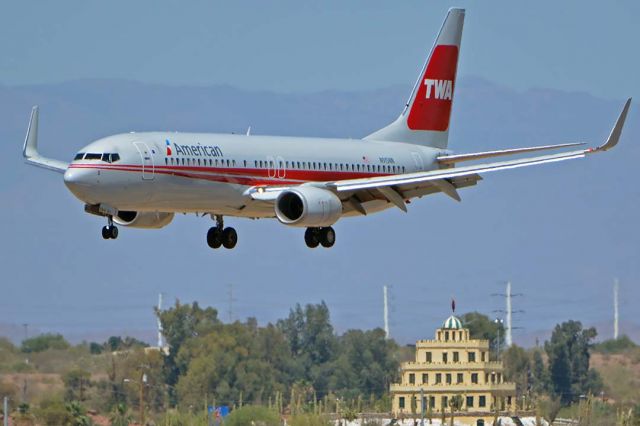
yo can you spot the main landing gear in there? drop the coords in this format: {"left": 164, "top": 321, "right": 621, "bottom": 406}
{"left": 207, "top": 215, "right": 237, "bottom": 250}
{"left": 102, "top": 216, "right": 119, "bottom": 240}
{"left": 304, "top": 227, "right": 335, "bottom": 248}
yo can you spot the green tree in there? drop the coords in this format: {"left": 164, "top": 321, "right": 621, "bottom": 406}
{"left": 328, "top": 328, "right": 399, "bottom": 398}
{"left": 460, "top": 312, "right": 504, "bottom": 359}
{"left": 62, "top": 369, "right": 91, "bottom": 401}
{"left": 531, "top": 349, "right": 549, "bottom": 394}
{"left": 502, "top": 345, "right": 531, "bottom": 396}
{"left": 157, "top": 300, "right": 221, "bottom": 388}
{"left": 545, "top": 320, "right": 601, "bottom": 405}
{"left": 20, "top": 333, "right": 70, "bottom": 353}
{"left": 277, "top": 302, "right": 338, "bottom": 394}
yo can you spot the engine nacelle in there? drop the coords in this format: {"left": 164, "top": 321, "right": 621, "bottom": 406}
{"left": 275, "top": 187, "right": 342, "bottom": 227}
{"left": 113, "top": 211, "right": 174, "bottom": 229}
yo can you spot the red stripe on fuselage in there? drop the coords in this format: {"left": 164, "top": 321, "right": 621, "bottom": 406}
{"left": 68, "top": 163, "right": 392, "bottom": 186}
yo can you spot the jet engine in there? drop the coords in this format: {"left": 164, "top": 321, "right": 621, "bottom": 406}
{"left": 275, "top": 187, "right": 342, "bottom": 227}
{"left": 113, "top": 211, "right": 174, "bottom": 229}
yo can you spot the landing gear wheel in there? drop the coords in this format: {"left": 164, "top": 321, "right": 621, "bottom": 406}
{"left": 222, "top": 227, "right": 238, "bottom": 249}
{"left": 304, "top": 228, "right": 320, "bottom": 248}
{"left": 207, "top": 227, "right": 222, "bottom": 249}
{"left": 102, "top": 225, "right": 118, "bottom": 240}
{"left": 319, "top": 227, "right": 335, "bottom": 248}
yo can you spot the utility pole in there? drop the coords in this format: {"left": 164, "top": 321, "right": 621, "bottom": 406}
{"left": 420, "top": 388, "right": 425, "bottom": 426}
{"left": 614, "top": 279, "right": 619, "bottom": 339}
{"left": 383, "top": 285, "right": 390, "bottom": 339}
{"left": 139, "top": 373, "right": 147, "bottom": 426}
{"left": 506, "top": 282, "right": 512, "bottom": 347}
{"left": 3, "top": 396, "right": 8, "bottom": 426}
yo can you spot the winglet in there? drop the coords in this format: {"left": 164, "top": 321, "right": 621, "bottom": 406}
{"left": 590, "top": 98, "right": 632, "bottom": 153}
{"left": 23, "top": 106, "right": 39, "bottom": 159}
{"left": 21, "top": 106, "right": 68, "bottom": 173}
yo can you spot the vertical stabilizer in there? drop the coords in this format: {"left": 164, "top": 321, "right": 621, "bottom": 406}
{"left": 365, "top": 8, "right": 464, "bottom": 149}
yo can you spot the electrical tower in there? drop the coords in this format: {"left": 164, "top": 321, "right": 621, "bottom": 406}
{"left": 492, "top": 281, "right": 523, "bottom": 347}
{"left": 157, "top": 293, "right": 165, "bottom": 348}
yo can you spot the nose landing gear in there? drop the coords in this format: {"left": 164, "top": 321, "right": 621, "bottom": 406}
{"left": 207, "top": 215, "right": 237, "bottom": 250}
{"left": 101, "top": 216, "right": 119, "bottom": 240}
{"left": 304, "top": 227, "right": 335, "bottom": 248}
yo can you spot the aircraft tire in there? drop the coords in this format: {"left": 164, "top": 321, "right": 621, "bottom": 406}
{"left": 222, "top": 227, "right": 238, "bottom": 249}
{"left": 102, "top": 226, "right": 110, "bottom": 240}
{"left": 110, "top": 226, "right": 119, "bottom": 239}
{"left": 304, "top": 228, "right": 320, "bottom": 248}
{"left": 319, "top": 227, "right": 335, "bottom": 248}
{"left": 207, "top": 227, "right": 222, "bottom": 249}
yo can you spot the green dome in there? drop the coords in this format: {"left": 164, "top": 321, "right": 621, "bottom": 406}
{"left": 442, "top": 315, "right": 463, "bottom": 329}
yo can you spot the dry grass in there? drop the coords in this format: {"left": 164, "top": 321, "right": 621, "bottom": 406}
{"left": 591, "top": 347, "right": 640, "bottom": 405}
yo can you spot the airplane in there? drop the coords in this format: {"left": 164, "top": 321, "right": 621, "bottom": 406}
{"left": 22, "top": 8, "right": 631, "bottom": 250}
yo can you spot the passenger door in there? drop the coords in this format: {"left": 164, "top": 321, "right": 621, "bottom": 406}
{"left": 133, "top": 142, "right": 154, "bottom": 180}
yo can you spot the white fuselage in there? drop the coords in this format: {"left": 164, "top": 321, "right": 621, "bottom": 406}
{"left": 63, "top": 132, "right": 443, "bottom": 219}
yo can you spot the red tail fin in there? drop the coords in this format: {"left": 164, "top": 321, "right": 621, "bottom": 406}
{"left": 365, "top": 8, "right": 465, "bottom": 149}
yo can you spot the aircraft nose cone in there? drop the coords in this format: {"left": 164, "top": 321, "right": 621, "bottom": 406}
{"left": 63, "top": 168, "right": 93, "bottom": 199}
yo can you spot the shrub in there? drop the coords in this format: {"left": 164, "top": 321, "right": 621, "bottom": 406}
{"left": 224, "top": 405, "right": 280, "bottom": 426}
{"left": 21, "top": 334, "right": 70, "bottom": 353}
{"left": 289, "top": 413, "right": 332, "bottom": 426}
{"left": 594, "top": 335, "right": 637, "bottom": 354}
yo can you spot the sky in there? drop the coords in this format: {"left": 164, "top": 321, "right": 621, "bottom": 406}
{"left": 1, "top": 1, "right": 638, "bottom": 346}
{"left": 0, "top": 1, "right": 638, "bottom": 100}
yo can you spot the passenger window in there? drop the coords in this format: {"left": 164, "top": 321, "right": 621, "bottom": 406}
{"left": 165, "top": 158, "right": 168, "bottom": 165}
{"left": 74, "top": 153, "right": 85, "bottom": 161}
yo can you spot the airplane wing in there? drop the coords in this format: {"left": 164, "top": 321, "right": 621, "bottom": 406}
{"left": 326, "top": 98, "right": 631, "bottom": 212}
{"left": 246, "top": 98, "right": 631, "bottom": 214}
{"left": 22, "top": 106, "right": 68, "bottom": 173}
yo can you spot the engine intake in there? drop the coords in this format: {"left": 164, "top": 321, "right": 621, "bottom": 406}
{"left": 275, "top": 187, "right": 342, "bottom": 227}
{"left": 113, "top": 211, "right": 174, "bottom": 229}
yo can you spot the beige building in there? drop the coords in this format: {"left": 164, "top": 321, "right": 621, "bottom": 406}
{"left": 390, "top": 313, "right": 516, "bottom": 423}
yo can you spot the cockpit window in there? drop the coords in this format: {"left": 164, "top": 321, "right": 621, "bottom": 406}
{"left": 101, "top": 153, "right": 121, "bottom": 163}
{"left": 74, "top": 153, "right": 85, "bottom": 161}
{"left": 84, "top": 153, "right": 102, "bottom": 160}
